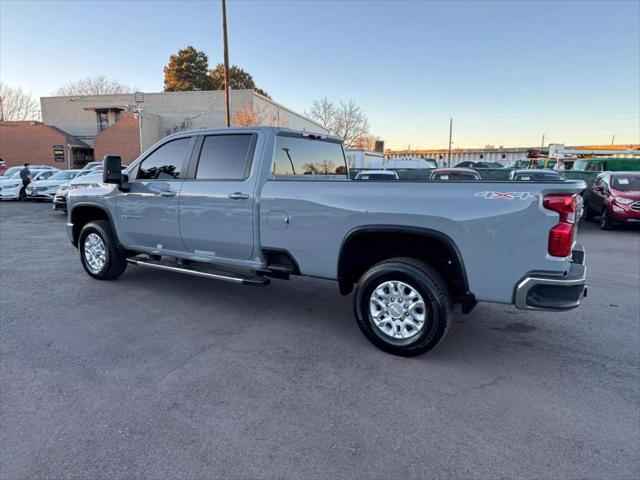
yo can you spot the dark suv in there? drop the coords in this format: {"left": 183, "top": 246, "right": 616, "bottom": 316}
{"left": 584, "top": 172, "right": 640, "bottom": 229}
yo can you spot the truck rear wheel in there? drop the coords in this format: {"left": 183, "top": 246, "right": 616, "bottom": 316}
{"left": 79, "top": 220, "right": 127, "bottom": 280}
{"left": 353, "top": 257, "right": 452, "bottom": 357}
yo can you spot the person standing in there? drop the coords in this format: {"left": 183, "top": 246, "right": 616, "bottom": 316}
{"left": 19, "top": 163, "right": 31, "bottom": 201}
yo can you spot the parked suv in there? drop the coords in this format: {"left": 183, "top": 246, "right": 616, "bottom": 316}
{"left": 584, "top": 172, "right": 640, "bottom": 229}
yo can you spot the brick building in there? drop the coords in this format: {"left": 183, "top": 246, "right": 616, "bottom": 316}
{"left": 0, "top": 121, "right": 92, "bottom": 169}
{"left": 92, "top": 111, "right": 140, "bottom": 165}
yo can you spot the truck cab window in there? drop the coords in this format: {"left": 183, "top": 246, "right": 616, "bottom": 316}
{"left": 272, "top": 136, "right": 347, "bottom": 177}
{"left": 196, "top": 134, "right": 254, "bottom": 180}
{"left": 137, "top": 137, "right": 191, "bottom": 180}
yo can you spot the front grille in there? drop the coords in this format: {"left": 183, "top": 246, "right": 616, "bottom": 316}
{"left": 631, "top": 202, "right": 640, "bottom": 212}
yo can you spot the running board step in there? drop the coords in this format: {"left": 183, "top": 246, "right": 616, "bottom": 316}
{"left": 266, "top": 263, "right": 297, "bottom": 274}
{"left": 126, "top": 257, "right": 270, "bottom": 286}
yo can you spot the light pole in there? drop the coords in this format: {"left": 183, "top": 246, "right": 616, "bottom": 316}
{"left": 221, "top": 0, "right": 231, "bottom": 127}
{"left": 447, "top": 118, "right": 453, "bottom": 167}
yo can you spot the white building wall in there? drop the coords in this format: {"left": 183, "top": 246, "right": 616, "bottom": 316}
{"left": 41, "top": 94, "right": 136, "bottom": 146}
{"left": 252, "top": 94, "right": 328, "bottom": 134}
{"left": 41, "top": 90, "right": 327, "bottom": 151}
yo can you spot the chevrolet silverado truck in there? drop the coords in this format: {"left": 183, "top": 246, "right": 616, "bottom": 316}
{"left": 66, "top": 127, "right": 587, "bottom": 356}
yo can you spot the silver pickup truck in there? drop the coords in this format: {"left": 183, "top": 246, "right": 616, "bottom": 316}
{"left": 67, "top": 127, "right": 587, "bottom": 356}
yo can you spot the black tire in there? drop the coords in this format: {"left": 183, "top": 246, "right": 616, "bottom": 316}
{"left": 600, "top": 209, "right": 614, "bottom": 230}
{"left": 79, "top": 220, "right": 127, "bottom": 280}
{"left": 583, "top": 205, "right": 594, "bottom": 221}
{"left": 353, "top": 257, "right": 452, "bottom": 357}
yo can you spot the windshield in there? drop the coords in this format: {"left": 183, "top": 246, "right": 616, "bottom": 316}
{"left": 1, "top": 167, "right": 20, "bottom": 177}
{"left": 573, "top": 159, "right": 603, "bottom": 172}
{"left": 49, "top": 170, "right": 79, "bottom": 180}
{"left": 611, "top": 175, "right": 640, "bottom": 192}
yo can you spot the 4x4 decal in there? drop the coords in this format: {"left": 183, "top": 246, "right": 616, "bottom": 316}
{"left": 475, "top": 191, "right": 533, "bottom": 200}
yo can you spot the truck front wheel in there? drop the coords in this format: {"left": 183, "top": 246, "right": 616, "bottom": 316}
{"left": 79, "top": 220, "right": 127, "bottom": 280}
{"left": 353, "top": 258, "right": 452, "bottom": 357}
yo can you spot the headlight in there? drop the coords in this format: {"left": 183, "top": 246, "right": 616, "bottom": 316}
{"left": 5, "top": 183, "right": 21, "bottom": 189}
{"left": 614, "top": 196, "right": 633, "bottom": 205}
{"left": 59, "top": 185, "right": 69, "bottom": 192}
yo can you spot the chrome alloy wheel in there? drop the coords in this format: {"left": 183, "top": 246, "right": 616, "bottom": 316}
{"left": 369, "top": 280, "right": 427, "bottom": 340}
{"left": 83, "top": 233, "right": 107, "bottom": 273}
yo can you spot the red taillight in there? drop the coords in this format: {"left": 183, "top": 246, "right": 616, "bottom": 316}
{"left": 543, "top": 194, "right": 577, "bottom": 257}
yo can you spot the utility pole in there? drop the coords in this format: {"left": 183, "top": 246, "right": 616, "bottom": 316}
{"left": 221, "top": 0, "right": 231, "bottom": 127}
{"left": 611, "top": 134, "right": 615, "bottom": 145}
{"left": 447, "top": 118, "right": 453, "bottom": 167}
{"left": 541, "top": 133, "right": 545, "bottom": 147}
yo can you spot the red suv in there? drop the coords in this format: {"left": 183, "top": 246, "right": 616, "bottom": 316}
{"left": 584, "top": 172, "right": 640, "bottom": 229}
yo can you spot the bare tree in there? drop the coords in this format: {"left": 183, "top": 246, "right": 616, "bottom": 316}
{"left": 335, "top": 100, "right": 370, "bottom": 147}
{"left": 307, "top": 97, "right": 370, "bottom": 147}
{"left": 233, "top": 103, "right": 287, "bottom": 127}
{"left": 53, "top": 75, "right": 133, "bottom": 96}
{"left": 306, "top": 97, "right": 338, "bottom": 131}
{"left": 352, "top": 133, "right": 378, "bottom": 151}
{"left": 0, "top": 82, "right": 40, "bottom": 121}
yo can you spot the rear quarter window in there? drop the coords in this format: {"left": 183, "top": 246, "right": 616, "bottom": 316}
{"left": 272, "top": 136, "right": 347, "bottom": 178}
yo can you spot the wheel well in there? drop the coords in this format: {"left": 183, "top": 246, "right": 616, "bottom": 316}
{"left": 70, "top": 205, "right": 110, "bottom": 246}
{"left": 338, "top": 229, "right": 472, "bottom": 303}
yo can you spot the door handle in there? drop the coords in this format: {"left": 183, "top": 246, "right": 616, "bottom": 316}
{"left": 228, "top": 192, "right": 249, "bottom": 200}
{"left": 160, "top": 190, "right": 177, "bottom": 197}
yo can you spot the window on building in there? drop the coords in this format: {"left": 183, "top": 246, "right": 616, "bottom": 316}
{"left": 272, "top": 136, "right": 347, "bottom": 176}
{"left": 97, "top": 110, "right": 109, "bottom": 131}
{"left": 137, "top": 137, "right": 191, "bottom": 180}
{"left": 502, "top": 154, "right": 506, "bottom": 159}
{"left": 195, "top": 134, "right": 255, "bottom": 180}
{"left": 96, "top": 108, "right": 123, "bottom": 131}
{"left": 479, "top": 154, "right": 484, "bottom": 159}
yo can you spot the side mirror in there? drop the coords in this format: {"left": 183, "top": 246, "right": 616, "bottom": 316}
{"left": 103, "top": 155, "right": 123, "bottom": 184}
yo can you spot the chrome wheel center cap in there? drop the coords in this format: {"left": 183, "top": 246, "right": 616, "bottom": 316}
{"left": 388, "top": 303, "right": 404, "bottom": 318}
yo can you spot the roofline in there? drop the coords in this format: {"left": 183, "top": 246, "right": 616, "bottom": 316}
{"left": 151, "top": 126, "right": 343, "bottom": 149}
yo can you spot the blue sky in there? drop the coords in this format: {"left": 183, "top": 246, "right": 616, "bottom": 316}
{"left": 1, "top": 0, "right": 638, "bottom": 149}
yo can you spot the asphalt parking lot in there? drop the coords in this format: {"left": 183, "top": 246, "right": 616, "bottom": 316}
{"left": 1, "top": 202, "right": 638, "bottom": 480}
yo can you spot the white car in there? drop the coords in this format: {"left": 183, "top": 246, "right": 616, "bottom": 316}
{"left": 81, "top": 161, "right": 102, "bottom": 171}
{"left": 26, "top": 169, "right": 82, "bottom": 201}
{"left": 53, "top": 170, "right": 102, "bottom": 211}
{"left": 0, "top": 165, "right": 59, "bottom": 179}
{"left": 0, "top": 169, "right": 58, "bottom": 201}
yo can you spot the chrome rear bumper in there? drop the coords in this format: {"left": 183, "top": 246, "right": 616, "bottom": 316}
{"left": 515, "top": 245, "right": 587, "bottom": 311}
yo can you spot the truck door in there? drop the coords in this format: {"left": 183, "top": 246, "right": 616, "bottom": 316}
{"left": 117, "top": 136, "right": 195, "bottom": 252}
{"left": 179, "top": 133, "right": 258, "bottom": 262}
